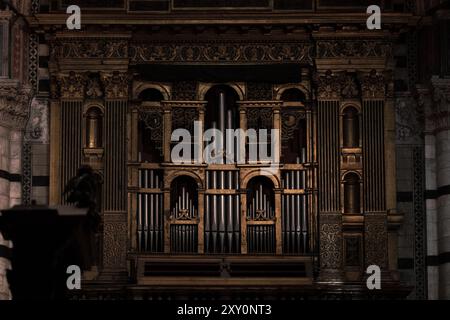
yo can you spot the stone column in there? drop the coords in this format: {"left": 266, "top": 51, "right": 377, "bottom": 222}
{"left": 430, "top": 77, "right": 450, "bottom": 299}
{"left": 0, "top": 83, "right": 32, "bottom": 210}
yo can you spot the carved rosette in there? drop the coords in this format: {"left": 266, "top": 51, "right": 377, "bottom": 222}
{"left": 358, "top": 70, "right": 386, "bottom": 100}
{"left": 57, "top": 71, "right": 87, "bottom": 99}
{"left": 100, "top": 71, "right": 130, "bottom": 100}
{"left": 0, "top": 82, "right": 33, "bottom": 129}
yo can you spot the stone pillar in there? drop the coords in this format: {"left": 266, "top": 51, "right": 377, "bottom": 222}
{"left": 0, "top": 82, "right": 32, "bottom": 210}
{"left": 0, "top": 232, "right": 12, "bottom": 300}
{"left": 430, "top": 77, "right": 450, "bottom": 299}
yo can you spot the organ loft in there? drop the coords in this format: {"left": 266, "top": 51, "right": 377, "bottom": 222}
{"left": 1, "top": 0, "right": 450, "bottom": 299}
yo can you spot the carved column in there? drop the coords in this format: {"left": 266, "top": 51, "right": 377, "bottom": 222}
{"left": 99, "top": 71, "right": 130, "bottom": 281}
{"left": 359, "top": 70, "right": 389, "bottom": 278}
{"left": 316, "top": 71, "right": 344, "bottom": 282}
{"left": 0, "top": 82, "right": 32, "bottom": 210}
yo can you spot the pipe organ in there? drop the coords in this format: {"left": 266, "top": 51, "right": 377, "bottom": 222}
{"left": 45, "top": 12, "right": 403, "bottom": 294}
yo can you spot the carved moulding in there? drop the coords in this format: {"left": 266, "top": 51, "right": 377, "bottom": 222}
{"left": 51, "top": 40, "right": 128, "bottom": 59}
{"left": 129, "top": 41, "right": 314, "bottom": 65}
{"left": 0, "top": 82, "right": 33, "bottom": 129}
{"left": 316, "top": 40, "right": 392, "bottom": 59}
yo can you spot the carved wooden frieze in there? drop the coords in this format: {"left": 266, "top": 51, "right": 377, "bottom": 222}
{"left": 51, "top": 40, "right": 128, "bottom": 59}
{"left": 129, "top": 42, "right": 314, "bottom": 64}
{"left": 316, "top": 40, "right": 392, "bottom": 59}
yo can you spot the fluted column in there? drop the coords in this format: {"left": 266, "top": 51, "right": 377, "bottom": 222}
{"left": 316, "top": 71, "right": 343, "bottom": 282}
{"left": 99, "top": 71, "right": 130, "bottom": 281}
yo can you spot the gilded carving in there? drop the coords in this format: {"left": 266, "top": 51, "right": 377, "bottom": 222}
{"left": 317, "top": 40, "right": 392, "bottom": 59}
{"left": 364, "top": 214, "right": 387, "bottom": 268}
{"left": 319, "top": 214, "right": 342, "bottom": 270}
{"left": 129, "top": 42, "right": 313, "bottom": 64}
{"left": 57, "top": 71, "right": 87, "bottom": 99}
{"left": 100, "top": 71, "right": 130, "bottom": 99}
{"left": 315, "top": 70, "right": 341, "bottom": 100}
{"left": 359, "top": 70, "right": 386, "bottom": 99}
{"left": 103, "top": 220, "right": 128, "bottom": 269}
{"left": 51, "top": 40, "right": 128, "bottom": 59}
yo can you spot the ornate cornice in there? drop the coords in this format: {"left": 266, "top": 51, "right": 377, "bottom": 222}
{"left": 0, "top": 81, "right": 33, "bottom": 129}
{"left": 51, "top": 40, "right": 128, "bottom": 59}
{"left": 316, "top": 40, "right": 392, "bottom": 59}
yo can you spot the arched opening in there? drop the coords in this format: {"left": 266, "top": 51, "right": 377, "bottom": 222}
{"left": 343, "top": 106, "right": 360, "bottom": 148}
{"left": 280, "top": 88, "right": 307, "bottom": 164}
{"left": 280, "top": 88, "right": 306, "bottom": 103}
{"left": 246, "top": 176, "right": 276, "bottom": 254}
{"left": 343, "top": 172, "right": 361, "bottom": 214}
{"left": 204, "top": 85, "right": 240, "bottom": 164}
{"left": 85, "top": 106, "right": 103, "bottom": 148}
{"left": 205, "top": 85, "right": 239, "bottom": 131}
{"left": 138, "top": 88, "right": 164, "bottom": 102}
{"left": 138, "top": 88, "right": 164, "bottom": 163}
{"left": 170, "top": 176, "right": 198, "bottom": 253}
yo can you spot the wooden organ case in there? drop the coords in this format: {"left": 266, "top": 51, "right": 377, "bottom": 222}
{"left": 42, "top": 5, "right": 407, "bottom": 297}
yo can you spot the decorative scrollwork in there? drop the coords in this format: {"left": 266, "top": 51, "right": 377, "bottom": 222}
{"left": 317, "top": 40, "right": 392, "bottom": 59}
{"left": 172, "top": 108, "right": 198, "bottom": 133}
{"left": 315, "top": 70, "right": 341, "bottom": 100}
{"left": 51, "top": 40, "right": 128, "bottom": 59}
{"left": 247, "top": 108, "right": 273, "bottom": 130}
{"left": 281, "top": 110, "right": 305, "bottom": 141}
{"left": 247, "top": 82, "right": 273, "bottom": 101}
{"left": 100, "top": 71, "right": 130, "bottom": 99}
{"left": 138, "top": 108, "right": 163, "bottom": 155}
{"left": 359, "top": 70, "right": 386, "bottom": 99}
{"left": 129, "top": 41, "right": 313, "bottom": 65}
{"left": 57, "top": 71, "right": 87, "bottom": 99}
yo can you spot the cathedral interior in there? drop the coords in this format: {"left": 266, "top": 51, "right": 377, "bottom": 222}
{"left": 0, "top": 0, "right": 450, "bottom": 300}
